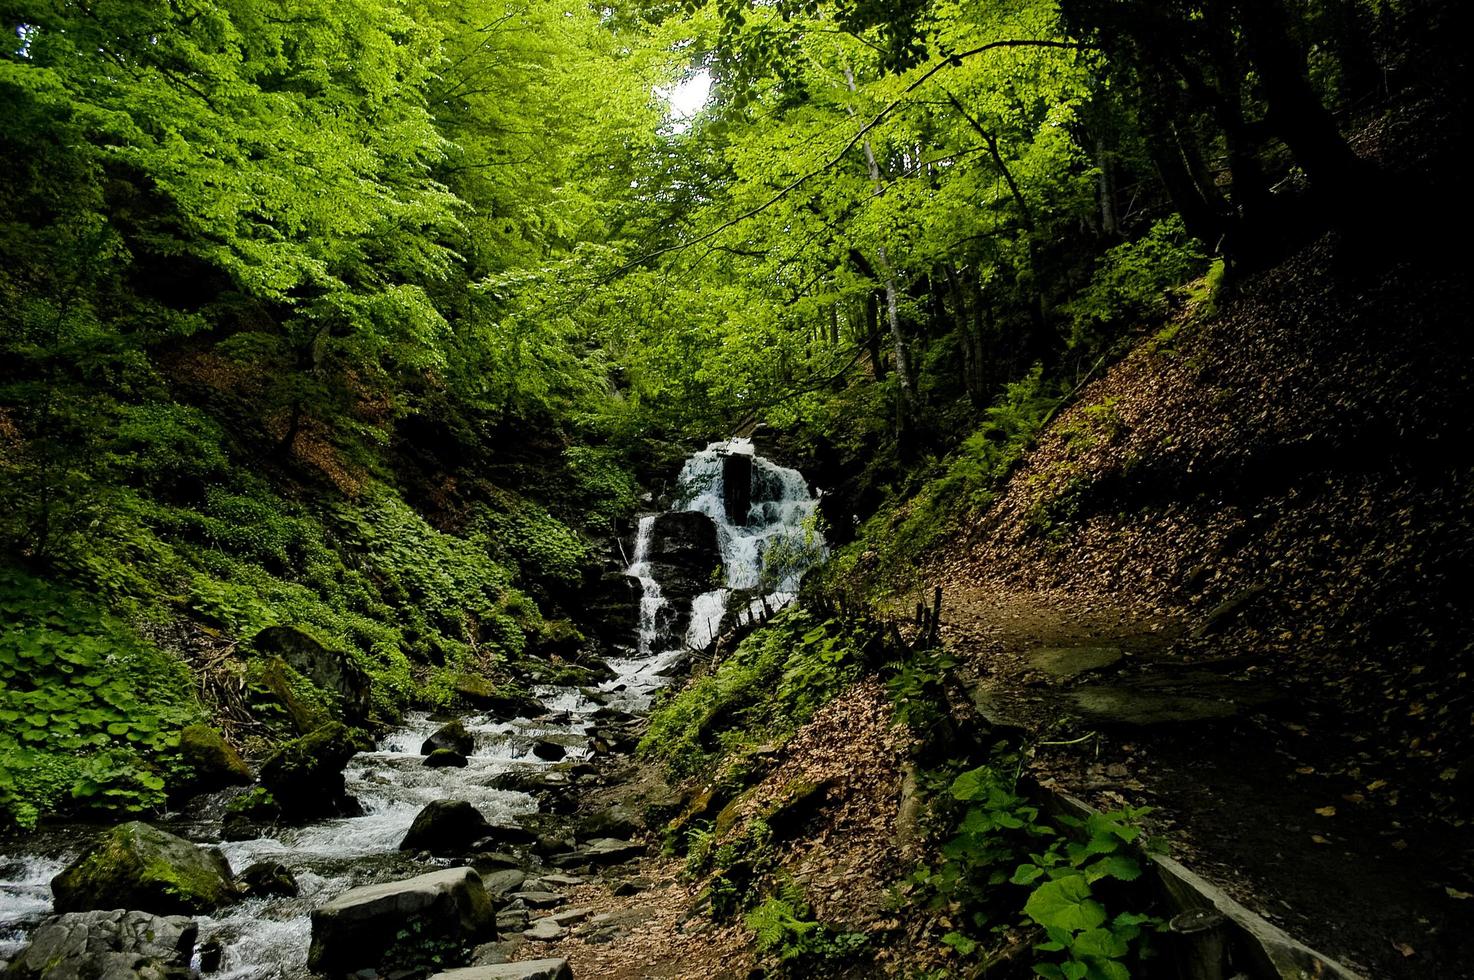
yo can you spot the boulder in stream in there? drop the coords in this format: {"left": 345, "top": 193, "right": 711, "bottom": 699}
{"left": 308, "top": 867, "right": 495, "bottom": 975}
{"left": 236, "top": 861, "right": 299, "bottom": 899}
{"left": 4, "top": 909, "right": 197, "bottom": 980}
{"left": 425, "top": 748, "right": 470, "bottom": 768}
{"left": 51, "top": 822, "right": 235, "bottom": 915}
{"left": 422, "top": 719, "right": 475, "bottom": 756}
{"left": 250, "top": 625, "right": 373, "bottom": 722}
{"left": 177, "top": 724, "right": 252, "bottom": 791}
{"left": 259, "top": 721, "right": 362, "bottom": 820}
{"left": 399, "top": 800, "right": 491, "bottom": 856}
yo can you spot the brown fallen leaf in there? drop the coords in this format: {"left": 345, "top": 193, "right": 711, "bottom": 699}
{"left": 1445, "top": 887, "right": 1472, "bottom": 900}
{"left": 1315, "top": 805, "right": 1337, "bottom": 817}
{"left": 1392, "top": 941, "right": 1415, "bottom": 958}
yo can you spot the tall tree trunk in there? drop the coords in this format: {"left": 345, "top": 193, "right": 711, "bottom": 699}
{"left": 845, "top": 66, "right": 915, "bottom": 421}
{"left": 1235, "top": 0, "right": 1364, "bottom": 202}
{"left": 943, "top": 90, "right": 1049, "bottom": 349}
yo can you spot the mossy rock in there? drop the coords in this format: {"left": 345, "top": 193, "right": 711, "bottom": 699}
{"left": 255, "top": 656, "right": 333, "bottom": 735}
{"left": 421, "top": 719, "right": 474, "bottom": 756}
{"left": 250, "top": 625, "right": 373, "bottom": 722}
{"left": 452, "top": 675, "right": 547, "bottom": 718}
{"left": 178, "top": 724, "right": 252, "bottom": 790}
{"left": 259, "top": 722, "right": 363, "bottom": 820}
{"left": 51, "top": 822, "right": 235, "bottom": 915}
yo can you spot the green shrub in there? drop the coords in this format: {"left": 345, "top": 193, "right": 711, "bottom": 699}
{"left": 1065, "top": 214, "right": 1208, "bottom": 350}
{"left": 0, "top": 566, "right": 201, "bottom": 827}
{"left": 913, "top": 752, "right": 1160, "bottom": 976}
{"left": 640, "top": 608, "right": 875, "bottom": 776}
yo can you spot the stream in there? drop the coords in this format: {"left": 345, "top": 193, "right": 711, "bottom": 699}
{"left": 0, "top": 438, "right": 823, "bottom": 979}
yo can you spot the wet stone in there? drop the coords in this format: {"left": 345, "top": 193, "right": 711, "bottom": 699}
{"left": 425, "top": 749, "right": 470, "bottom": 768}
{"left": 531, "top": 740, "right": 567, "bottom": 762}
{"left": 1026, "top": 645, "right": 1124, "bottom": 680}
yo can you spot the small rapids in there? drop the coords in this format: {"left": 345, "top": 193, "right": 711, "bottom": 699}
{"left": 0, "top": 438, "right": 825, "bottom": 979}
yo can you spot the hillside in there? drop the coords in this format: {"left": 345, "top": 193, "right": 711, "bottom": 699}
{"left": 922, "top": 228, "right": 1474, "bottom": 975}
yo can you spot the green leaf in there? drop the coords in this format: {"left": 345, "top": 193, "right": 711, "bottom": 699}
{"left": 1086, "top": 854, "right": 1142, "bottom": 883}
{"left": 1071, "top": 928, "right": 1128, "bottom": 959}
{"left": 1024, "top": 875, "right": 1107, "bottom": 933}
{"left": 1012, "top": 863, "right": 1046, "bottom": 885}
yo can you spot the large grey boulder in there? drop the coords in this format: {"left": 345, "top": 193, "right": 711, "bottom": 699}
{"left": 5, "top": 909, "right": 196, "bottom": 980}
{"left": 259, "top": 722, "right": 362, "bottom": 820}
{"left": 50, "top": 822, "right": 235, "bottom": 916}
{"left": 250, "top": 625, "right": 373, "bottom": 722}
{"left": 307, "top": 867, "right": 496, "bottom": 975}
{"left": 429, "top": 962, "right": 572, "bottom": 980}
{"left": 399, "top": 801, "right": 490, "bottom": 856}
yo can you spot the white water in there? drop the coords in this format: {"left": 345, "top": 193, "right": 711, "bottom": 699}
{"left": 677, "top": 437, "right": 826, "bottom": 648}
{"left": 0, "top": 438, "right": 825, "bottom": 979}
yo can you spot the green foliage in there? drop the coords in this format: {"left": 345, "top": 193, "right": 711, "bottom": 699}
{"left": 829, "top": 366, "right": 1060, "bottom": 594}
{"left": 745, "top": 880, "right": 869, "bottom": 968}
{"left": 0, "top": 566, "right": 201, "bottom": 827}
{"left": 1065, "top": 216, "right": 1209, "bottom": 351}
{"left": 640, "top": 608, "right": 877, "bottom": 775}
{"left": 913, "top": 752, "right": 1158, "bottom": 976}
{"left": 472, "top": 493, "right": 589, "bottom": 593}
{"left": 381, "top": 918, "right": 467, "bottom": 978}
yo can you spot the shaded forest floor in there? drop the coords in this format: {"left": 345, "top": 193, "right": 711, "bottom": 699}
{"left": 918, "top": 225, "right": 1474, "bottom": 977}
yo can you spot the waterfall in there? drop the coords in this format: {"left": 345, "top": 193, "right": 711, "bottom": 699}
{"left": 626, "top": 515, "right": 663, "bottom": 657}
{"left": 675, "top": 437, "right": 825, "bottom": 648}
{"left": 616, "top": 436, "right": 826, "bottom": 669}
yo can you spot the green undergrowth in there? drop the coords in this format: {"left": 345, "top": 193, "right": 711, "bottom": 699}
{"left": 0, "top": 567, "right": 202, "bottom": 827}
{"left": 639, "top": 606, "right": 884, "bottom": 777}
{"left": 0, "top": 398, "right": 632, "bottom": 825}
{"left": 685, "top": 818, "right": 869, "bottom": 973}
{"left": 912, "top": 749, "right": 1162, "bottom": 978}
{"left": 648, "top": 598, "right": 1163, "bottom": 978}
{"left": 824, "top": 366, "right": 1060, "bottom": 597}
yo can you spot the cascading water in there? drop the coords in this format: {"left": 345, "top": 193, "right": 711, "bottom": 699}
{"left": 677, "top": 438, "right": 825, "bottom": 649}
{"left": 0, "top": 438, "right": 825, "bottom": 980}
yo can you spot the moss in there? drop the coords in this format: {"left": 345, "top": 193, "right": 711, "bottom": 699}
{"left": 51, "top": 821, "right": 235, "bottom": 915}
{"left": 178, "top": 724, "right": 252, "bottom": 789}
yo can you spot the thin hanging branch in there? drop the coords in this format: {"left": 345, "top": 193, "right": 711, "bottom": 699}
{"left": 602, "top": 38, "right": 1086, "bottom": 279}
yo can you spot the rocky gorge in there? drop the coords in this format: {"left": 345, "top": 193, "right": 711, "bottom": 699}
{"left": 0, "top": 440, "right": 825, "bottom": 980}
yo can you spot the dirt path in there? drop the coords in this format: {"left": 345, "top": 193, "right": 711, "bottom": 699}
{"left": 932, "top": 580, "right": 1474, "bottom": 979}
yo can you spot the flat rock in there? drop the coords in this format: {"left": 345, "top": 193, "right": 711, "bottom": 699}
{"left": 1026, "top": 645, "right": 1124, "bottom": 679}
{"left": 507, "top": 891, "right": 565, "bottom": 909}
{"left": 308, "top": 867, "right": 495, "bottom": 974}
{"left": 429, "top": 960, "right": 571, "bottom": 980}
{"left": 550, "top": 907, "right": 592, "bottom": 927}
{"left": 482, "top": 869, "right": 526, "bottom": 898}
{"left": 580, "top": 838, "right": 644, "bottom": 866}
{"left": 521, "top": 919, "right": 567, "bottom": 942}
{"left": 537, "top": 874, "right": 584, "bottom": 888}
{"left": 5, "top": 910, "right": 196, "bottom": 980}
{"left": 1070, "top": 686, "right": 1240, "bottom": 725}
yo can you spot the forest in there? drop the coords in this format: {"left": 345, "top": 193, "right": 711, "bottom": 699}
{"left": 0, "top": 0, "right": 1469, "bottom": 978}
